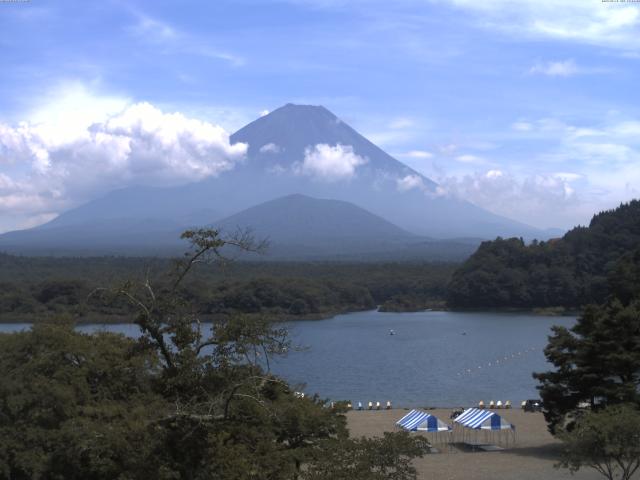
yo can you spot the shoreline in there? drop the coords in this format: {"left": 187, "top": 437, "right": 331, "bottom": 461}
{"left": 347, "top": 408, "right": 600, "bottom": 479}
{"left": 0, "top": 305, "right": 580, "bottom": 325}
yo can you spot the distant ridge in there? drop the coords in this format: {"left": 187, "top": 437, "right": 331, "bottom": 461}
{"left": 0, "top": 103, "right": 551, "bottom": 256}
{"left": 217, "top": 193, "right": 414, "bottom": 240}
{"left": 213, "top": 194, "right": 479, "bottom": 260}
{"left": 214, "top": 194, "right": 415, "bottom": 257}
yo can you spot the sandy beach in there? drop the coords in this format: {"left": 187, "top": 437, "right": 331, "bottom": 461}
{"left": 347, "top": 408, "right": 605, "bottom": 480}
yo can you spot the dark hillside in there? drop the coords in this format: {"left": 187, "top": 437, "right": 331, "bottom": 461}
{"left": 447, "top": 200, "right": 640, "bottom": 309}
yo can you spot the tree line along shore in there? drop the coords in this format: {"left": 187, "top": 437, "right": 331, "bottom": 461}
{"left": 1, "top": 201, "right": 639, "bottom": 324}
{"left": 0, "top": 256, "right": 454, "bottom": 323}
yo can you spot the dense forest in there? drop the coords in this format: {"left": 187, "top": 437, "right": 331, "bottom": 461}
{"left": 0, "top": 254, "right": 455, "bottom": 323}
{"left": 447, "top": 200, "right": 640, "bottom": 309}
{"left": 0, "top": 230, "right": 430, "bottom": 479}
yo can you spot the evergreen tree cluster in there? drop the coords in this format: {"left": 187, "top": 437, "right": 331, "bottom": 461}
{"left": 534, "top": 243, "right": 640, "bottom": 433}
{"left": 447, "top": 200, "right": 640, "bottom": 309}
{"left": 534, "top": 238, "right": 640, "bottom": 480}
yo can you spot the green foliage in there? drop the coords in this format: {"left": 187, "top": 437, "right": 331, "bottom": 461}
{"left": 302, "top": 432, "right": 430, "bottom": 480}
{"left": 0, "top": 254, "right": 455, "bottom": 323}
{"left": 557, "top": 404, "right": 640, "bottom": 480}
{"left": 0, "top": 322, "right": 165, "bottom": 480}
{"left": 448, "top": 200, "right": 640, "bottom": 309}
{"left": 609, "top": 249, "right": 640, "bottom": 306}
{"left": 0, "top": 229, "right": 431, "bottom": 479}
{"left": 534, "top": 299, "right": 640, "bottom": 433}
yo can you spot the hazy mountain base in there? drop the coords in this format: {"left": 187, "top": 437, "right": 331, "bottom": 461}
{"left": 0, "top": 195, "right": 481, "bottom": 261}
{"left": 0, "top": 104, "right": 553, "bottom": 256}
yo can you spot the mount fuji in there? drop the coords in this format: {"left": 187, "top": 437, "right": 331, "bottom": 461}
{"left": 0, "top": 104, "right": 549, "bottom": 258}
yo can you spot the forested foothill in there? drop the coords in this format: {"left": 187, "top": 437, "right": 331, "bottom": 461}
{"left": 447, "top": 200, "right": 640, "bottom": 310}
{"left": 533, "top": 229, "right": 640, "bottom": 480}
{"left": 0, "top": 254, "right": 455, "bottom": 323}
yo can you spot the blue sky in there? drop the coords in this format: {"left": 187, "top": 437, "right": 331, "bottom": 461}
{"left": 1, "top": 0, "right": 640, "bottom": 232}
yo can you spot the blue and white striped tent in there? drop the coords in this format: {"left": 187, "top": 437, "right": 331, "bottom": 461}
{"left": 396, "top": 409, "right": 451, "bottom": 432}
{"left": 454, "top": 408, "right": 514, "bottom": 430}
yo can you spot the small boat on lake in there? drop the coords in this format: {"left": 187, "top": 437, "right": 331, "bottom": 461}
{"left": 389, "top": 329, "right": 396, "bottom": 336}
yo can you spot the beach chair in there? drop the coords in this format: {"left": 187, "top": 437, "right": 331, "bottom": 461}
{"left": 496, "top": 400, "right": 503, "bottom": 409}
{"left": 489, "top": 400, "right": 495, "bottom": 409}
{"left": 386, "top": 401, "right": 392, "bottom": 410}
{"left": 521, "top": 400, "right": 527, "bottom": 409}
{"left": 505, "top": 400, "right": 511, "bottom": 409}
{"left": 376, "top": 401, "right": 381, "bottom": 410}
{"left": 347, "top": 402, "right": 352, "bottom": 409}
{"left": 368, "top": 401, "right": 373, "bottom": 410}
{"left": 357, "top": 402, "right": 363, "bottom": 410}
{"left": 478, "top": 400, "right": 485, "bottom": 409}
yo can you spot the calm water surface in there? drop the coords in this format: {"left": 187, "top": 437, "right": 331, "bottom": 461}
{"left": 0, "top": 310, "right": 574, "bottom": 407}
{"left": 273, "top": 310, "right": 575, "bottom": 407}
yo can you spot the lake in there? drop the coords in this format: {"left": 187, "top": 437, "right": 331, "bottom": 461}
{"left": 0, "top": 310, "right": 574, "bottom": 407}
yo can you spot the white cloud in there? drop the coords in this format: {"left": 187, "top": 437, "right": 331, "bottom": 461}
{"left": 529, "top": 59, "right": 579, "bottom": 77}
{"left": 259, "top": 142, "right": 282, "bottom": 154}
{"left": 553, "top": 172, "right": 583, "bottom": 182}
{"left": 425, "top": 112, "right": 640, "bottom": 228}
{"left": 366, "top": 130, "right": 414, "bottom": 147}
{"left": 402, "top": 150, "right": 433, "bottom": 159}
{"left": 128, "top": 13, "right": 245, "bottom": 66}
{"left": 527, "top": 59, "right": 610, "bottom": 77}
{"left": 295, "top": 143, "right": 367, "bottom": 181}
{"left": 288, "top": 0, "right": 640, "bottom": 51}
{"left": 485, "top": 169, "right": 504, "bottom": 179}
{"left": 436, "top": 0, "right": 640, "bottom": 51}
{"left": 396, "top": 174, "right": 425, "bottom": 192}
{"left": 522, "top": 116, "right": 640, "bottom": 166}
{"left": 436, "top": 169, "right": 582, "bottom": 228}
{"left": 572, "top": 142, "right": 633, "bottom": 163}
{"left": 129, "top": 15, "right": 177, "bottom": 41}
{"left": 267, "top": 164, "right": 288, "bottom": 175}
{"left": 389, "top": 117, "right": 414, "bottom": 129}
{"left": 512, "top": 121, "right": 533, "bottom": 132}
{"left": 614, "top": 121, "right": 640, "bottom": 137}
{"left": 0, "top": 91, "right": 247, "bottom": 232}
{"left": 438, "top": 144, "right": 458, "bottom": 155}
{"left": 455, "top": 154, "right": 486, "bottom": 164}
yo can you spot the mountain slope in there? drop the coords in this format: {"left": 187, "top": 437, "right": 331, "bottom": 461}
{"left": 214, "top": 194, "right": 415, "bottom": 258}
{"left": 214, "top": 194, "right": 478, "bottom": 260}
{"left": 225, "top": 104, "right": 539, "bottom": 239}
{"left": 230, "top": 104, "right": 435, "bottom": 185}
{"left": 0, "top": 103, "right": 549, "bottom": 256}
{"left": 216, "top": 194, "right": 415, "bottom": 244}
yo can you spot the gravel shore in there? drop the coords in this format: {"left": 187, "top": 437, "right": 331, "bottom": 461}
{"left": 347, "top": 408, "right": 604, "bottom": 480}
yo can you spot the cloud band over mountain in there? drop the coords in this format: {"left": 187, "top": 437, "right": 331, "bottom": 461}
{"left": 0, "top": 100, "right": 246, "bottom": 231}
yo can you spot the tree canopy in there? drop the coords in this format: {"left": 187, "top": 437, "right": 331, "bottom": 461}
{"left": 557, "top": 404, "right": 640, "bottom": 480}
{"left": 534, "top": 241, "right": 640, "bottom": 433}
{"left": 0, "top": 253, "right": 455, "bottom": 323}
{"left": 0, "top": 229, "right": 430, "bottom": 480}
{"left": 447, "top": 200, "right": 640, "bottom": 309}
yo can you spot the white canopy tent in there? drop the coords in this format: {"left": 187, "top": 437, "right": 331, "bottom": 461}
{"left": 453, "top": 408, "right": 516, "bottom": 448}
{"left": 396, "top": 409, "right": 452, "bottom": 445}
